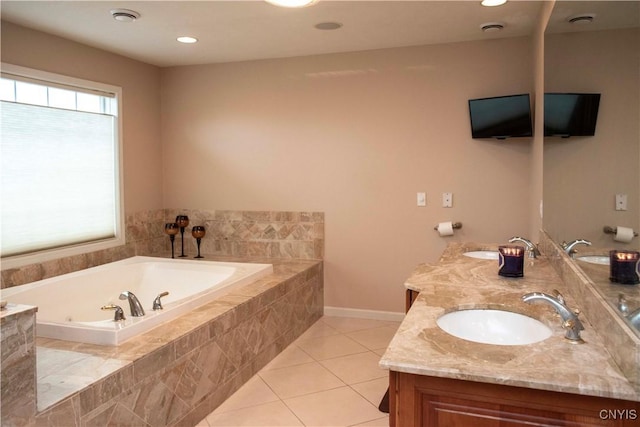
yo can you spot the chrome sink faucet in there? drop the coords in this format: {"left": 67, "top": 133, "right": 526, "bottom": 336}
{"left": 522, "top": 290, "right": 584, "bottom": 343}
{"left": 119, "top": 291, "right": 146, "bottom": 317}
{"left": 508, "top": 236, "right": 541, "bottom": 258}
{"left": 561, "top": 239, "right": 592, "bottom": 256}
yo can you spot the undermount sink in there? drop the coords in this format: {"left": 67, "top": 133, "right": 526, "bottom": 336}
{"left": 463, "top": 250, "right": 499, "bottom": 260}
{"left": 575, "top": 255, "right": 610, "bottom": 265}
{"left": 436, "top": 309, "right": 552, "bottom": 346}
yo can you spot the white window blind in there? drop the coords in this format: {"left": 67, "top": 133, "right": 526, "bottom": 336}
{"left": 0, "top": 66, "right": 122, "bottom": 261}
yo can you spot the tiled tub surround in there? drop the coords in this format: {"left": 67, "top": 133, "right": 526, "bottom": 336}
{"left": 1, "top": 304, "right": 37, "bottom": 427}
{"left": 539, "top": 231, "right": 640, "bottom": 392}
{"left": 380, "top": 242, "right": 640, "bottom": 402}
{"left": 1, "top": 257, "right": 323, "bottom": 427}
{"left": 1, "top": 209, "right": 324, "bottom": 289}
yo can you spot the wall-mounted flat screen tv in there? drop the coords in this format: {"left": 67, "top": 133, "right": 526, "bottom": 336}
{"left": 544, "top": 93, "right": 601, "bottom": 137}
{"left": 468, "top": 94, "right": 533, "bottom": 139}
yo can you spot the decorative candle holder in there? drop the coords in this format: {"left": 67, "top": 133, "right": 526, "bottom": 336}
{"left": 192, "top": 226, "right": 206, "bottom": 259}
{"left": 164, "top": 223, "right": 179, "bottom": 258}
{"left": 498, "top": 245, "right": 525, "bottom": 278}
{"left": 609, "top": 250, "right": 640, "bottom": 285}
{"left": 175, "top": 215, "right": 190, "bottom": 257}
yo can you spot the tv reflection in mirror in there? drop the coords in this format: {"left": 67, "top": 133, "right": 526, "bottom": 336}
{"left": 544, "top": 93, "right": 601, "bottom": 138}
{"left": 468, "top": 94, "right": 533, "bottom": 140}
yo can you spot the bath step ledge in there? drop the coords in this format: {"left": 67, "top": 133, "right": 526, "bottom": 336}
{"left": 323, "top": 306, "right": 405, "bottom": 322}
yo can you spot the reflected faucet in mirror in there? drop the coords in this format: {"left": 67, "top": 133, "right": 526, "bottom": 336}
{"left": 562, "top": 239, "right": 592, "bottom": 257}
{"left": 617, "top": 294, "right": 640, "bottom": 331}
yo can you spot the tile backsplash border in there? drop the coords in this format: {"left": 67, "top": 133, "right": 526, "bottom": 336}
{"left": 1, "top": 209, "right": 324, "bottom": 289}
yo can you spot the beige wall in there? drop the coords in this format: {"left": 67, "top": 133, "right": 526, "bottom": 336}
{"left": 1, "top": 22, "right": 163, "bottom": 214}
{"left": 544, "top": 28, "right": 640, "bottom": 250}
{"left": 161, "top": 38, "right": 534, "bottom": 312}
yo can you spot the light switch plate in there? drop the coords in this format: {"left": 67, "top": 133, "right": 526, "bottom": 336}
{"left": 417, "top": 192, "right": 426, "bottom": 207}
{"left": 616, "top": 194, "right": 628, "bottom": 211}
{"left": 443, "top": 192, "right": 453, "bottom": 208}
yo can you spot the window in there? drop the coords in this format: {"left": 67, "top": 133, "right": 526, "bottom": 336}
{"left": 1, "top": 64, "right": 123, "bottom": 268}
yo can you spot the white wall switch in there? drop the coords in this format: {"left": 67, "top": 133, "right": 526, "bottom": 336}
{"left": 616, "top": 194, "right": 628, "bottom": 211}
{"left": 443, "top": 192, "right": 453, "bottom": 208}
{"left": 417, "top": 192, "right": 426, "bottom": 207}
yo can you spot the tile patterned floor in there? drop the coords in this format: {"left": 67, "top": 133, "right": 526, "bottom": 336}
{"left": 196, "top": 316, "right": 400, "bottom": 427}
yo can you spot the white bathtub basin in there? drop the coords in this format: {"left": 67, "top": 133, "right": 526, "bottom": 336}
{"left": 1, "top": 256, "right": 273, "bottom": 345}
{"left": 437, "top": 309, "right": 552, "bottom": 345}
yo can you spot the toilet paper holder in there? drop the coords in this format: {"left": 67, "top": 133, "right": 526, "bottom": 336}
{"left": 603, "top": 226, "right": 638, "bottom": 237}
{"left": 433, "top": 222, "right": 463, "bottom": 231}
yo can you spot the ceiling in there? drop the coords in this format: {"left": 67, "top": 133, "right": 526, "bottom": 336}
{"left": 1, "top": 1, "right": 637, "bottom": 68}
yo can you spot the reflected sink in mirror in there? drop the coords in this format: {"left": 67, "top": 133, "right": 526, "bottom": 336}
{"left": 463, "top": 250, "right": 499, "bottom": 260}
{"left": 437, "top": 309, "right": 552, "bottom": 346}
{"left": 575, "top": 255, "right": 610, "bottom": 265}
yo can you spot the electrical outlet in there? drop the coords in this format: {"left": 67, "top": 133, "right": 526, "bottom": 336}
{"left": 616, "top": 194, "right": 628, "bottom": 211}
{"left": 417, "top": 192, "right": 426, "bottom": 207}
{"left": 443, "top": 192, "right": 453, "bottom": 208}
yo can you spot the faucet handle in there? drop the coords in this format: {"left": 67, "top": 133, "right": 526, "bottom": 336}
{"left": 552, "top": 289, "right": 565, "bottom": 305}
{"left": 153, "top": 291, "right": 170, "bottom": 310}
{"left": 101, "top": 304, "right": 126, "bottom": 321}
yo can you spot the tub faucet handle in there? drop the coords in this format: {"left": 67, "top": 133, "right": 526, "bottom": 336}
{"left": 153, "top": 291, "right": 170, "bottom": 311}
{"left": 101, "top": 304, "right": 126, "bottom": 321}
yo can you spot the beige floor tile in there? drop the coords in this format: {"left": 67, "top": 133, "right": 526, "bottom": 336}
{"left": 352, "top": 415, "right": 390, "bottom": 426}
{"left": 347, "top": 326, "right": 398, "bottom": 350}
{"left": 320, "top": 316, "right": 398, "bottom": 333}
{"left": 259, "top": 362, "right": 344, "bottom": 399}
{"left": 284, "top": 386, "right": 384, "bottom": 427}
{"left": 212, "top": 375, "right": 279, "bottom": 414}
{"left": 351, "top": 377, "right": 389, "bottom": 407}
{"left": 297, "top": 318, "right": 341, "bottom": 340}
{"left": 262, "top": 343, "right": 315, "bottom": 371}
{"left": 207, "top": 400, "right": 303, "bottom": 427}
{"left": 295, "top": 333, "right": 369, "bottom": 361}
{"left": 320, "top": 352, "right": 387, "bottom": 385}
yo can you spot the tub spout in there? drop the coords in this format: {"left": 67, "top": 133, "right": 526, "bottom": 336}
{"left": 119, "top": 291, "right": 145, "bottom": 317}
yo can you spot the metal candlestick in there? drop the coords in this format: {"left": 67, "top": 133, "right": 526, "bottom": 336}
{"left": 176, "top": 215, "right": 189, "bottom": 257}
{"left": 192, "top": 226, "right": 206, "bottom": 259}
{"left": 164, "top": 223, "right": 179, "bottom": 258}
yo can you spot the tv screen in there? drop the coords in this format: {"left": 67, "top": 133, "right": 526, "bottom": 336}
{"left": 544, "top": 93, "right": 601, "bottom": 137}
{"left": 468, "top": 94, "right": 533, "bottom": 139}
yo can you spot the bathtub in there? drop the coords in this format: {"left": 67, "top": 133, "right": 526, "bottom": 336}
{"left": 1, "top": 256, "right": 273, "bottom": 345}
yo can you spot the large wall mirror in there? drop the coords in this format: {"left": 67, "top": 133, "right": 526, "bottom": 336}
{"left": 544, "top": 1, "right": 640, "bottom": 334}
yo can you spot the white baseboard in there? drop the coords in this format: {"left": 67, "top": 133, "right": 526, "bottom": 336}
{"left": 323, "top": 306, "right": 405, "bottom": 322}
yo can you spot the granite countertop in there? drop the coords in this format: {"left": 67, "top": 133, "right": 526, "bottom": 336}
{"left": 379, "top": 242, "right": 640, "bottom": 401}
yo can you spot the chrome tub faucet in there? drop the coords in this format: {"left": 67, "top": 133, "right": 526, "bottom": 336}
{"left": 561, "top": 239, "right": 592, "bottom": 256}
{"left": 522, "top": 290, "right": 584, "bottom": 343}
{"left": 119, "top": 291, "right": 146, "bottom": 317}
{"left": 508, "top": 236, "right": 541, "bottom": 258}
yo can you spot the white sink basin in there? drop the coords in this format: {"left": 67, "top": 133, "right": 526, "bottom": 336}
{"left": 463, "top": 250, "right": 499, "bottom": 260}
{"left": 436, "top": 309, "right": 552, "bottom": 346}
{"left": 575, "top": 255, "right": 609, "bottom": 265}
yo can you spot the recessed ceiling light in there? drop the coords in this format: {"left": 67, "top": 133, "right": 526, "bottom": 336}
{"left": 314, "top": 22, "right": 343, "bottom": 31}
{"left": 567, "top": 14, "right": 596, "bottom": 24}
{"left": 265, "top": 0, "right": 317, "bottom": 7}
{"left": 481, "top": 0, "right": 507, "bottom": 7}
{"left": 177, "top": 36, "right": 198, "bottom": 44}
{"left": 480, "top": 22, "right": 505, "bottom": 32}
{"left": 110, "top": 9, "right": 140, "bottom": 22}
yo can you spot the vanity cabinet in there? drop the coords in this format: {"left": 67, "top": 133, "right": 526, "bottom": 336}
{"left": 389, "top": 371, "right": 640, "bottom": 427}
